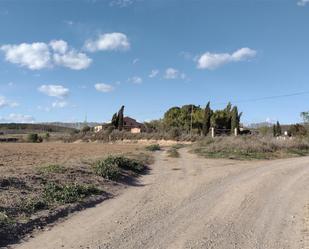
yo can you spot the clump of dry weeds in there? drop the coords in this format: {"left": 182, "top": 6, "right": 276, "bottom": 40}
{"left": 193, "top": 136, "right": 309, "bottom": 160}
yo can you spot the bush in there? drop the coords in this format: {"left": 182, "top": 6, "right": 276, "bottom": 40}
{"left": 44, "top": 132, "right": 50, "bottom": 140}
{"left": 93, "top": 155, "right": 146, "bottom": 180}
{"left": 92, "top": 159, "right": 121, "bottom": 180}
{"left": 105, "top": 155, "right": 145, "bottom": 173}
{"left": 81, "top": 126, "right": 91, "bottom": 133}
{"left": 43, "top": 182, "right": 100, "bottom": 204}
{"left": 288, "top": 124, "right": 307, "bottom": 136}
{"left": 145, "top": 144, "right": 161, "bottom": 151}
{"left": 27, "top": 133, "right": 40, "bottom": 143}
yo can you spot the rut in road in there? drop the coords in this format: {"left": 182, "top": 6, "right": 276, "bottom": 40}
{"left": 14, "top": 148, "right": 309, "bottom": 249}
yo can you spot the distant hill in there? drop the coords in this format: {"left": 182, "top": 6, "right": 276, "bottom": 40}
{"left": 0, "top": 123, "right": 77, "bottom": 134}
{"left": 40, "top": 122, "right": 102, "bottom": 129}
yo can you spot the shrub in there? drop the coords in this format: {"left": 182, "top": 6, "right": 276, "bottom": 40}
{"left": 93, "top": 155, "right": 146, "bottom": 179}
{"left": 288, "top": 124, "right": 307, "bottom": 136}
{"left": 81, "top": 125, "right": 91, "bottom": 133}
{"left": 92, "top": 159, "right": 121, "bottom": 180}
{"left": 145, "top": 144, "right": 161, "bottom": 151}
{"left": 43, "top": 182, "right": 100, "bottom": 204}
{"left": 44, "top": 132, "right": 50, "bottom": 140}
{"left": 27, "top": 133, "right": 40, "bottom": 143}
{"left": 105, "top": 155, "right": 145, "bottom": 173}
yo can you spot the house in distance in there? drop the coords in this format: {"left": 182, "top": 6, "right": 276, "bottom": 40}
{"left": 123, "top": 117, "right": 145, "bottom": 133}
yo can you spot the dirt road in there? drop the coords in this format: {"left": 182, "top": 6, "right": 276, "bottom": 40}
{"left": 14, "top": 149, "right": 309, "bottom": 249}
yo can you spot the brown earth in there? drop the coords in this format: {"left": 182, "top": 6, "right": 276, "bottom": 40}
{"left": 0, "top": 142, "right": 142, "bottom": 173}
{"left": 12, "top": 148, "right": 309, "bottom": 249}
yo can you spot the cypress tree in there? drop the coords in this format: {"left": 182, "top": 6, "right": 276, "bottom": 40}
{"left": 231, "top": 106, "right": 238, "bottom": 134}
{"left": 117, "top": 105, "right": 125, "bottom": 131}
{"left": 202, "top": 102, "right": 211, "bottom": 136}
{"left": 273, "top": 124, "right": 277, "bottom": 137}
{"left": 111, "top": 113, "right": 118, "bottom": 128}
{"left": 276, "top": 121, "right": 282, "bottom": 136}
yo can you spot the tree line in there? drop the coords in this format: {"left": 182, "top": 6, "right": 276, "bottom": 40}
{"left": 161, "top": 102, "right": 242, "bottom": 136}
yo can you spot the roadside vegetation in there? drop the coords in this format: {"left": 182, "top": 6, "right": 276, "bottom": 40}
{"left": 0, "top": 149, "right": 152, "bottom": 247}
{"left": 167, "top": 148, "right": 180, "bottom": 158}
{"left": 145, "top": 144, "right": 161, "bottom": 151}
{"left": 193, "top": 136, "right": 309, "bottom": 160}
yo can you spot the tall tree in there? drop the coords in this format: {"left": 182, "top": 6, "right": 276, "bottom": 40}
{"left": 301, "top": 112, "right": 309, "bottom": 124}
{"left": 202, "top": 102, "right": 211, "bottom": 136}
{"left": 231, "top": 106, "right": 239, "bottom": 134}
{"left": 273, "top": 124, "right": 277, "bottom": 137}
{"left": 117, "top": 105, "right": 125, "bottom": 131}
{"left": 276, "top": 121, "right": 282, "bottom": 136}
{"left": 111, "top": 113, "right": 118, "bottom": 128}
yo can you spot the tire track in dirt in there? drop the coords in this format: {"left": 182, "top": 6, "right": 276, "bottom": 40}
{"left": 303, "top": 203, "right": 309, "bottom": 249}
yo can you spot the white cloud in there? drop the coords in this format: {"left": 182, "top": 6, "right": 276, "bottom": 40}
{"left": 94, "top": 83, "right": 115, "bottom": 92}
{"left": 0, "top": 96, "right": 19, "bottom": 108}
{"left": 0, "top": 113, "right": 34, "bottom": 123}
{"left": 49, "top": 40, "right": 68, "bottom": 54}
{"left": 84, "top": 33, "right": 130, "bottom": 52}
{"left": 128, "top": 76, "right": 143, "bottom": 84}
{"left": 52, "top": 100, "right": 68, "bottom": 108}
{"left": 297, "top": 0, "right": 309, "bottom": 6}
{"left": 149, "top": 69, "right": 159, "bottom": 78}
{"left": 110, "top": 0, "right": 134, "bottom": 7}
{"left": 38, "top": 85, "right": 69, "bottom": 98}
{"left": 1, "top": 40, "right": 91, "bottom": 70}
{"left": 197, "top": 47, "right": 257, "bottom": 70}
{"left": 53, "top": 50, "right": 92, "bottom": 70}
{"left": 0, "top": 43, "right": 51, "bottom": 70}
{"left": 164, "top": 68, "right": 186, "bottom": 80}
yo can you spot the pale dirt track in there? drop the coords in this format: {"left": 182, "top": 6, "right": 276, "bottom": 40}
{"left": 14, "top": 149, "right": 309, "bottom": 249}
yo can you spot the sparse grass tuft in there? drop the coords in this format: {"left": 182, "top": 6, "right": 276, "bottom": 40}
{"left": 145, "top": 144, "right": 161, "bottom": 151}
{"left": 167, "top": 148, "right": 180, "bottom": 158}
{"left": 43, "top": 182, "right": 101, "bottom": 204}
{"left": 37, "top": 164, "right": 67, "bottom": 174}
{"left": 172, "top": 144, "right": 186, "bottom": 149}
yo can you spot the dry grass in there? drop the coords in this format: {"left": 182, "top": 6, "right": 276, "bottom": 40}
{"left": 193, "top": 136, "right": 309, "bottom": 160}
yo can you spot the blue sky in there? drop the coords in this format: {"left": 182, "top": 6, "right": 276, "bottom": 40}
{"left": 0, "top": 0, "right": 308, "bottom": 124}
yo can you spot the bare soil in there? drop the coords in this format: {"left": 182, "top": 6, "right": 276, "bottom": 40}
{"left": 12, "top": 148, "right": 309, "bottom": 249}
{"left": 0, "top": 143, "right": 142, "bottom": 173}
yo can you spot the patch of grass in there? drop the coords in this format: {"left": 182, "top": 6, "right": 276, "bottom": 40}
{"left": 27, "top": 133, "right": 43, "bottom": 143}
{"left": 0, "top": 212, "right": 14, "bottom": 227}
{"left": 92, "top": 159, "right": 121, "bottom": 180}
{"left": 145, "top": 144, "right": 161, "bottom": 151}
{"left": 172, "top": 144, "right": 186, "bottom": 149}
{"left": 193, "top": 136, "right": 309, "bottom": 160}
{"left": 22, "top": 198, "right": 48, "bottom": 214}
{"left": 93, "top": 155, "right": 147, "bottom": 180}
{"left": 167, "top": 148, "right": 180, "bottom": 158}
{"left": 43, "top": 182, "right": 101, "bottom": 204}
{"left": 37, "top": 164, "right": 67, "bottom": 174}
